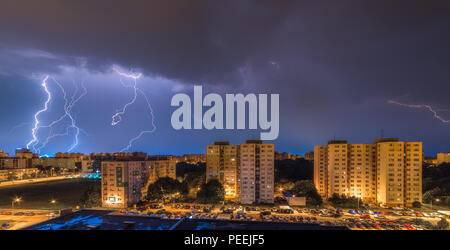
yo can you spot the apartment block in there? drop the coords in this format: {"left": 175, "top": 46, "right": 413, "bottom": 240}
{"left": 206, "top": 142, "right": 240, "bottom": 200}
{"left": 437, "top": 152, "right": 450, "bottom": 165}
{"left": 141, "top": 158, "right": 177, "bottom": 198}
{"left": 314, "top": 138, "right": 422, "bottom": 207}
{"left": 101, "top": 159, "right": 176, "bottom": 208}
{"left": 101, "top": 161, "right": 147, "bottom": 208}
{"left": 206, "top": 140, "right": 274, "bottom": 204}
{"left": 240, "top": 140, "right": 274, "bottom": 204}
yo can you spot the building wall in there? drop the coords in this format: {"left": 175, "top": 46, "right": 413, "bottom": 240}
{"left": 101, "top": 160, "right": 176, "bottom": 208}
{"left": 404, "top": 142, "right": 422, "bottom": 206}
{"left": 0, "top": 158, "right": 30, "bottom": 169}
{"left": 314, "top": 138, "right": 423, "bottom": 207}
{"left": 0, "top": 168, "right": 39, "bottom": 181}
{"left": 31, "top": 158, "right": 76, "bottom": 169}
{"left": 206, "top": 141, "right": 274, "bottom": 204}
{"left": 437, "top": 152, "right": 450, "bottom": 165}
{"left": 206, "top": 143, "right": 240, "bottom": 200}
{"left": 101, "top": 162, "right": 146, "bottom": 208}
{"left": 348, "top": 144, "right": 376, "bottom": 202}
{"left": 304, "top": 151, "right": 314, "bottom": 161}
{"left": 141, "top": 159, "right": 177, "bottom": 198}
{"left": 314, "top": 145, "right": 328, "bottom": 197}
{"left": 327, "top": 142, "right": 349, "bottom": 197}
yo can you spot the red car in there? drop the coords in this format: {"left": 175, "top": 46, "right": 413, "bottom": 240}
{"left": 360, "top": 214, "right": 370, "bottom": 219}
{"left": 372, "top": 223, "right": 382, "bottom": 229}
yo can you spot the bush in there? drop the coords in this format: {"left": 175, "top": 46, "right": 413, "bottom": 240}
{"left": 197, "top": 179, "right": 225, "bottom": 204}
{"left": 436, "top": 218, "right": 449, "bottom": 230}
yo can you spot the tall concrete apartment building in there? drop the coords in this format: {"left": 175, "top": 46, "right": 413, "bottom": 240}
{"left": 206, "top": 142, "right": 240, "bottom": 200}
{"left": 101, "top": 159, "right": 176, "bottom": 208}
{"left": 314, "top": 138, "right": 422, "bottom": 207}
{"left": 239, "top": 141, "right": 275, "bottom": 204}
{"left": 206, "top": 140, "right": 274, "bottom": 204}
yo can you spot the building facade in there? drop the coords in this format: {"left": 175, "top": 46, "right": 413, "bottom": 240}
{"left": 304, "top": 151, "right": 314, "bottom": 162}
{"left": 314, "top": 138, "right": 422, "bottom": 207}
{"left": 206, "top": 140, "right": 274, "bottom": 204}
{"left": 239, "top": 141, "right": 274, "bottom": 204}
{"left": 206, "top": 142, "right": 240, "bottom": 200}
{"left": 101, "top": 159, "right": 176, "bottom": 208}
{"left": 437, "top": 152, "right": 450, "bottom": 165}
{"left": 101, "top": 161, "right": 147, "bottom": 208}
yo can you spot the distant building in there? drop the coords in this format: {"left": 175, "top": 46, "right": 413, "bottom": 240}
{"left": 290, "top": 155, "right": 303, "bottom": 160}
{"left": 314, "top": 138, "right": 422, "bottom": 207}
{"left": 0, "top": 168, "right": 38, "bottom": 182}
{"left": 275, "top": 151, "right": 291, "bottom": 161}
{"left": 437, "top": 152, "right": 450, "bottom": 165}
{"left": 14, "top": 148, "right": 38, "bottom": 159}
{"left": 173, "top": 154, "right": 206, "bottom": 164}
{"left": 304, "top": 151, "right": 314, "bottom": 162}
{"left": 0, "top": 149, "right": 9, "bottom": 158}
{"left": 101, "top": 159, "right": 176, "bottom": 208}
{"left": 206, "top": 140, "right": 274, "bottom": 204}
{"left": 0, "top": 157, "right": 30, "bottom": 169}
{"left": 424, "top": 156, "right": 438, "bottom": 166}
{"left": 31, "top": 157, "right": 76, "bottom": 170}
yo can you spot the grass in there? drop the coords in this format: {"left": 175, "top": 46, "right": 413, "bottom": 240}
{"left": 0, "top": 178, "right": 100, "bottom": 210}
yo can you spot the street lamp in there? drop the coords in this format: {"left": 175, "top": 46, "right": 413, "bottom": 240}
{"left": 50, "top": 199, "right": 56, "bottom": 204}
{"left": 12, "top": 197, "right": 21, "bottom": 209}
{"left": 431, "top": 198, "right": 440, "bottom": 210}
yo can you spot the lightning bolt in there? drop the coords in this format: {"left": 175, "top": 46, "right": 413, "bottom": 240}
{"left": 111, "top": 67, "right": 142, "bottom": 126}
{"left": 388, "top": 100, "right": 450, "bottom": 123}
{"left": 26, "top": 76, "right": 87, "bottom": 155}
{"left": 36, "top": 77, "right": 87, "bottom": 153}
{"left": 112, "top": 67, "right": 156, "bottom": 152}
{"left": 26, "top": 75, "right": 51, "bottom": 151}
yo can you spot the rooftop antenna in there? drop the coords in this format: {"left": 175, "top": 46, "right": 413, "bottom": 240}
{"left": 380, "top": 129, "right": 384, "bottom": 138}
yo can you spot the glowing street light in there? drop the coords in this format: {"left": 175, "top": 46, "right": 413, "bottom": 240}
{"left": 50, "top": 199, "right": 56, "bottom": 204}
{"left": 12, "top": 197, "right": 22, "bottom": 209}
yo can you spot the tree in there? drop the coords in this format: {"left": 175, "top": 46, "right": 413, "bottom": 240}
{"left": 436, "top": 218, "right": 449, "bottom": 230}
{"left": 146, "top": 177, "right": 186, "bottom": 202}
{"left": 197, "top": 179, "right": 225, "bottom": 204}
{"left": 78, "top": 185, "right": 101, "bottom": 208}
{"left": 327, "top": 193, "right": 362, "bottom": 208}
{"left": 423, "top": 187, "right": 442, "bottom": 203}
{"left": 290, "top": 180, "right": 322, "bottom": 206}
{"left": 182, "top": 171, "right": 205, "bottom": 191}
{"left": 412, "top": 201, "right": 421, "bottom": 208}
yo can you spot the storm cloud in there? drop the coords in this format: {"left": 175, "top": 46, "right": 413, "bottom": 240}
{"left": 0, "top": 0, "right": 449, "bottom": 155}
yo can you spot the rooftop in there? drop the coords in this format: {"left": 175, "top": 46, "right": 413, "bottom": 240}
{"left": 22, "top": 209, "right": 348, "bottom": 230}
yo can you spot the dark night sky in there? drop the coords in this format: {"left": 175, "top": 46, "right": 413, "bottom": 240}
{"left": 0, "top": 0, "right": 449, "bottom": 156}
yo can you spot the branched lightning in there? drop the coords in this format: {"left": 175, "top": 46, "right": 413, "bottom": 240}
{"left": 26, "top": 75, "right": 51, "bottom": 151}
{"left": 388, "top": 100, "right": 450, "bottom": 123}
{"left": 111, "top": 67, "right": 142, "bottom": 126}
{"left": 112, "top": 67, "right": 156, "bottom": 152}
{"left": 26, "top": 76, "right": 87, "bottom": 155}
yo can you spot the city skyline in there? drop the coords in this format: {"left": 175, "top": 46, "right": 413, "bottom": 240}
{"left": 1, "top": 1, "right": 450, "bottom": 157}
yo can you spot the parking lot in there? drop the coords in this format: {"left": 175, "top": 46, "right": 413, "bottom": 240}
{"left": 119, "top": 203, "right": 449, "bottom": 230}
{"left": 0, "top": 209, "right": 57, "bottom": 230}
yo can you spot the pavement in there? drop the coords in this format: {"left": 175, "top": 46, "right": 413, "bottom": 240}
{"left": 0, "top": 209, "right": 56, "bottom": 230}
